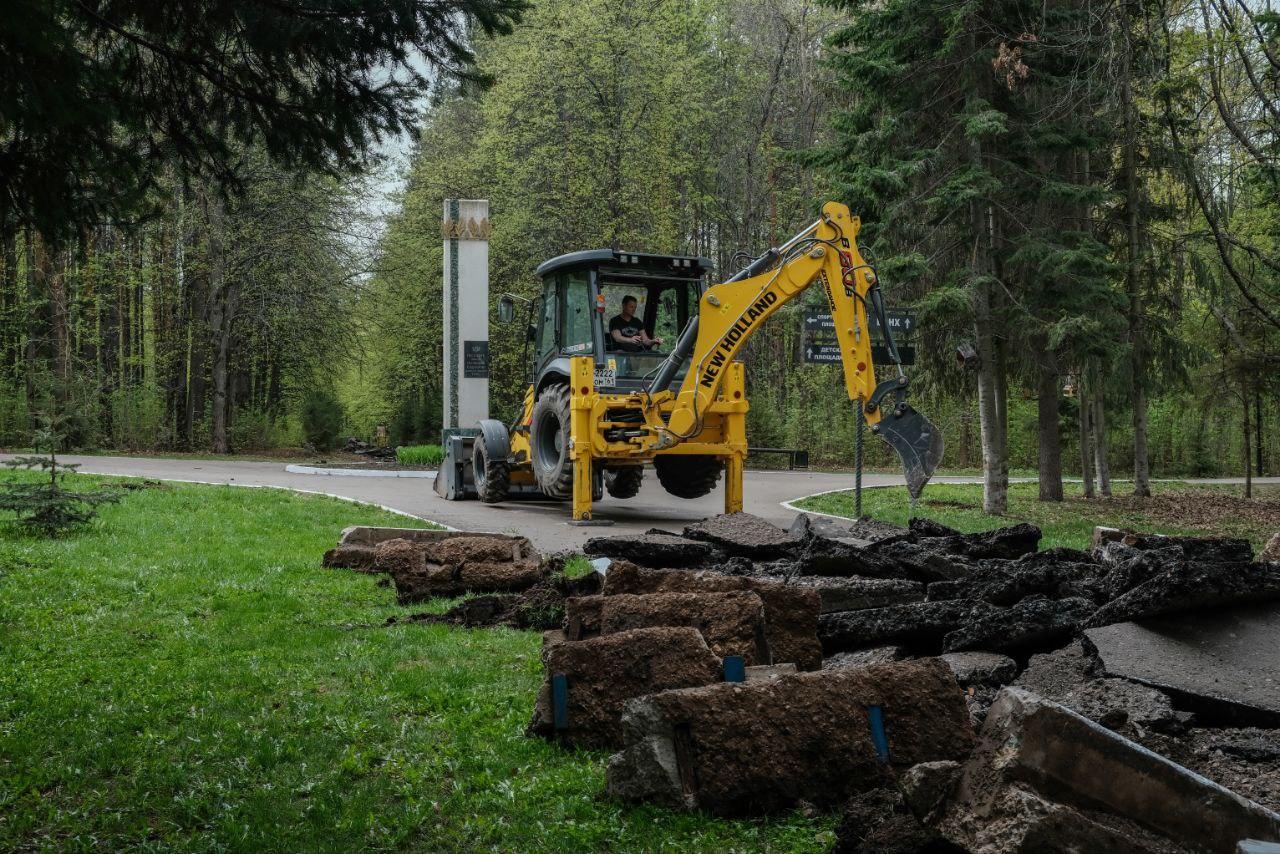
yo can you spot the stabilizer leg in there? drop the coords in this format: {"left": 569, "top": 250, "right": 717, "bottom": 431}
{"left": 724, "top": 454, "right": 744, "bottom": 514}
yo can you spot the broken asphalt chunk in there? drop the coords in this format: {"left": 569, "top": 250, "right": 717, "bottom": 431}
{"left": 1085, "top": 601, "right": 1280, "bottom": 727}
{"left": 820, "top": 600, "right": 1000, "bottom": 654}
{"left": 1087, "top": 561, "right": 1280, "bottom": 628}
{"left": 942, "top": 596, "right": 1095, "bottom": 654}
{"left": 582, "top": 532, "right": 718, "bottom": 567}
{"left": 682, "top": 512, "right": 805, "bottom": 559}
{"left": 918, "top": 522, "right": 1042, "bottom": 560}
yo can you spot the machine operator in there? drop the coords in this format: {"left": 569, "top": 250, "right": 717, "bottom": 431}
{"left": 608, "top": 295, "right": 664, "bottom": 352}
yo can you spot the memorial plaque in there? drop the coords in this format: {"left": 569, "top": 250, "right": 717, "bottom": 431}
{"left": 463, "top": 340, "right": 489, "bottom": 378}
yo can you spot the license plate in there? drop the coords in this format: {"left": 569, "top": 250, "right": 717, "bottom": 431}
{"left": 594, "top": 367, "right": 617, "bottom": 388}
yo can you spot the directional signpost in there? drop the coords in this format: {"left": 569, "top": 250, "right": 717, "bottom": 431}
{"left": 801, "top": 305, "right": 919, "bottom": 517}
{"left": 802, "top": 308, "right": 917, "bottom": 365}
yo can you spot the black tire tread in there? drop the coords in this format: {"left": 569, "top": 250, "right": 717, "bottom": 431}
{"left": 653, "top": 454, "right": 722, "bottom": 499}
{"left": 531, "top": 383, "right": 574, "bottom": 499}
{"left": 604, "top": 466, "right": 644, "bottom": 499}
{"left": 473, "top": 440, "right": 510, "bottom": 504}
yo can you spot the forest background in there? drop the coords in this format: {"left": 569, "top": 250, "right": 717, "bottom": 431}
{"left": 3, "top": 0, "right": 1278, "bottom": 513}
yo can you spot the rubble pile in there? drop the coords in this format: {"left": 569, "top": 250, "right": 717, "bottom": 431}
{"left": 568, "top": 513, "right": 1280, "bottom": 851}
{"left": 324, "top": 526, "right": 598, "bottom": 629}
{"left": 323, "top": 515, "right": 1280, "bottom": 851}
{"left": 340, "top": 435, "right": 397, "bottom": 460}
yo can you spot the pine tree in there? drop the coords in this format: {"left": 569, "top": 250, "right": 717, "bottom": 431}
{"left": 0, "top": 418, "right": 120, "bottom": 535}
{"left": 813, "top": 0, "right": 1121, "bottom": 510}
{"left": 810, "top": 0, "right": 1021, "bottom": 512}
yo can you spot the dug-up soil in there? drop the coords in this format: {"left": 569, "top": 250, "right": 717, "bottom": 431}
{"left": 1105, "top": 489, "right": 1280, "bottom": 532}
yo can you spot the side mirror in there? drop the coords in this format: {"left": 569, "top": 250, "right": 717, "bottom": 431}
{"left": 498, "top": 296, "right": 515, "bottom": 323}
{"left": 526, "top": 324, "right": 537, "bottom": 343}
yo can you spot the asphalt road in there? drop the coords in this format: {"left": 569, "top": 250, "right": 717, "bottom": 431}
{"left": 13, "top": 455, "right": 1275, "bottom": 550}
{"left": 21, "top": 454, "right": 973, "bottom": 550}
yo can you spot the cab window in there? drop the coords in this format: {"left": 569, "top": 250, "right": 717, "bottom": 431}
{"left": 651, "top": 287, "right": 688, "bottom": 344}
{"left": 561, "top": 272, "right": 594, "bottom": 355}
{"left": 536, "top": 279, "right": 557, "bottom": 361}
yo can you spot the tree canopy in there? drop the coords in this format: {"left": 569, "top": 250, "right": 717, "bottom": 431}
{"left": 0, "top": 0, "right": 525, "bottom": 240}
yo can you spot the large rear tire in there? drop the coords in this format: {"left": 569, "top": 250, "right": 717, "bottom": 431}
{"left": 653, "top": 454, "right": 722, "bottom": 499}
{"left": 604, "top": 466, "right": 644, "bottom": 499}
{"left": 531, "top": 383, "right": 574, "bottom": 499}
{"left": 472, "top": 438, "right": 510, "bottom": 503}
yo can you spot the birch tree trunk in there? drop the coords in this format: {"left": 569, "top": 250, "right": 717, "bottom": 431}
{"left": 1092, "top": 374, "right": 1112, "bottom": 496}
{"left": 1121, "top": 48, "right": 1152, "bottom": 497}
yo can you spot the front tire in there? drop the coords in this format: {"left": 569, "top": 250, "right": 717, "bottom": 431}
{"left": 604, "top": 466, "right": 644, "bottom": 499}
{"left": 653, "top": 454, "right": 722, "bottom": 499}
{"left": 473, "top": 438, "right": 509, "bottom": 503}
{"left": 531, "top": 383, "right": 574, "bottom": 499}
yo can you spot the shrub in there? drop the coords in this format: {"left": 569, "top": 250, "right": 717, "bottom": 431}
{"left": 300, "top": 389, "right": 345, "bottom": 452}
{"left": 396, "top": 444, "right": 445, "bottom": 466}
{"left": 0, "top": 388, "right": 29, "bottom": 446}
{"left": 109, "top": 386, "right": 168, "bottom": 450}
{"left": 0, "top": 422, "right": 120, "bottom": 536}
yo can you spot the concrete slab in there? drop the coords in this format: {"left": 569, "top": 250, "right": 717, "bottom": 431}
{"left": 1085, "top": 603, "right": 1280, "bottom": 726}
{"left": 938, "top": 687, "right": 1280, "bottom": 853}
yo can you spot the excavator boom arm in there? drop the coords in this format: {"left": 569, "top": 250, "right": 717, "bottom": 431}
{"left": 662, "top": 201, "right": 943, "bottom": 498}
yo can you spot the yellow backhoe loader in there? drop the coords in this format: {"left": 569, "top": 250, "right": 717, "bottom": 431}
{"left": 434, "top": 201, "right": 943, "bottom": 523}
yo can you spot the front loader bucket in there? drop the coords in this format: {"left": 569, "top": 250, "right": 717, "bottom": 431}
{"left": 875, "top": 405, "right": 944, "bottom": 500}
{"left": 434, "top": 434, "right": 475, "bottom": 500}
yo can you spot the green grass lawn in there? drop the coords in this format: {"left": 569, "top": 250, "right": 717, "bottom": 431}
{"left": 795, "top": 480, "right": 1280, "bottom": 550}
{"left": 0, "top": 477, "right": 830, "bottom": 851}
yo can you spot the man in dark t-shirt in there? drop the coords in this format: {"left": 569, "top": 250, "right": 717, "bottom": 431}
{"left": 608, "top": 295, "right": 663, "bottom": 351}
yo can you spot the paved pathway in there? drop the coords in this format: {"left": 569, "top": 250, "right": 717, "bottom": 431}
{"left": 8, "top": 454, "right": 1275, "bottom": 550}
{"left": 11, "top": 454, "right": 982, "bottom": 549}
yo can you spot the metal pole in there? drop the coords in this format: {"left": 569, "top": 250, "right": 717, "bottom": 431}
{"left": 855, "top": 399, "right": 864, "bottom": 518}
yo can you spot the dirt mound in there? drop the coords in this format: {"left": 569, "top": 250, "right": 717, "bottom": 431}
{"left": 602, "top": 561, "right": 822, "bottom": 670}
{"left": 527, "top": 626, "right": 723, "bottom": 750}
{"left": 606, "top": 658, "right": 975, "bottom": 815}
{"left": 683, "top": 513, "right": 805, "bottom": 558}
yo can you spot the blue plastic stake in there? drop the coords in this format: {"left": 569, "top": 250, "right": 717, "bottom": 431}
{"left": 867, "top": 705, "right": 890, "bottom": 764}
{"left": 552, "top": 674, "right": 569, "bottom": 730}
{"left": 723, "top": 656, "right": 746, "bottom": 683}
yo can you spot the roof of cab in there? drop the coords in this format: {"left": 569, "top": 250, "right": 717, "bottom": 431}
{"left": 535, "top": 249, "right": 713, "bottom": 279}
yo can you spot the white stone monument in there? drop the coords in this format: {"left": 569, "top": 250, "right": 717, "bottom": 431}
{"left": 441, "top": 199, "right": 491, "bottom": 440}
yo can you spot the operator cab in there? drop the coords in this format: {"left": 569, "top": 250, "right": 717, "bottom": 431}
{"left": 522, "top": 249, "right": 712, "bottom": 393}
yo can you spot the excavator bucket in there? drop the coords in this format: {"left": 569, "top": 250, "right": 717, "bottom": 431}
{"left": 875, "top": 404, "right": 944, "bottom": 501}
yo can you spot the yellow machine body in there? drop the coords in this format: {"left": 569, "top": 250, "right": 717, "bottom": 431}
{"left": 504, "top": 202, "right": 919, "bottom": 522}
